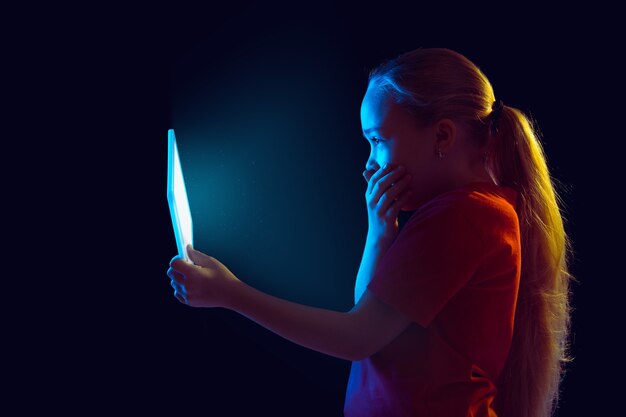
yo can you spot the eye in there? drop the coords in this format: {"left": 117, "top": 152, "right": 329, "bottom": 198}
{"left": 371, "top": 137, "right": 382, "bottom": 145}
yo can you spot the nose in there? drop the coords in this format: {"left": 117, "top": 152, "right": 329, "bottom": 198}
{"left": 365, "top": 160, "right": 381, "bottom": 173}
{"left": 365, "top": 163, "right": 384, "bottom": 173}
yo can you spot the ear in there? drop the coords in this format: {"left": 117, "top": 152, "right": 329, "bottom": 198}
{"left": 433, "top": 118, "right": 457, "bottom": 156}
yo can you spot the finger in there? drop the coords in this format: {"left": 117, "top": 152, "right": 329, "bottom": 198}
{"left": 366, "top": 163, "right": 393, "bottom": 194}
{"left": 174, "top": 290, "right": 187, "bottom": 304}
{"left": 187, "top": 245, "right": 215, "bottom": 267}
{"left": 170, "top": 257, "right": 195, "bottom": 273}
{"left": 363, "top": 170, "right": 374, "bottom": 183}
{"left": 386, "top": 187, "right": 414, "bottom": 216}
{"left": 377, "top": 174, "right": 412, "bottom": 212}
{"left": 171, "top": 281, "right": 188, "bottom": 297}
{"left": 367, "top": 163, "right": 391, "bottom": 194}
{"left": 381, "top": 167, "right": 408, "bottom": 191}
{"left": 167, "top": 268, "right": 175, "bottom": 280}
{"left": 170, "top": 254, "right": 184, "bottom": 265}
{"left": 372, "top": 168, "right": 409, "bottom": 205}
{"left": 168, "top": 268, "right": 185, "bottom": 283}
{"left": 391, "top": 174, "right": 412, "bottom": 200}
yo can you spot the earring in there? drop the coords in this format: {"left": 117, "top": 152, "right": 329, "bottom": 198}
{"left": 437, "top": 149, "right": 444, "bottom": 159}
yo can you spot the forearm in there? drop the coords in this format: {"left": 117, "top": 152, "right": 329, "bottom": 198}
{"left": 353, "top": 236, "right": 390, "bottom": 305}
{"left": 226, "top": 281, "right": 360, "bottom": 361}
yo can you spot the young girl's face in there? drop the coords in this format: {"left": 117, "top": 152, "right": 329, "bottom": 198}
{"left": 360, "top": 84, "right": 445, "bottom": 211}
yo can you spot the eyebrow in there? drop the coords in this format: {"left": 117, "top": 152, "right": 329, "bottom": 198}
{"left": 362, "top": 127, "right": 380, "bottom": 136}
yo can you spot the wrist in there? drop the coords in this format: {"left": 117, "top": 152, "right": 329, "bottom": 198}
{"left": 366, "top": 233, "right": 394, "bottom": 253}
{"left": 223, "top": 278, "right": 249, "bottom": 311}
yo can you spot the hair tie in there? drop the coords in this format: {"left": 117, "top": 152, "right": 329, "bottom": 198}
{"left": 490, "top": 99, "right": 505, "bottom": 135}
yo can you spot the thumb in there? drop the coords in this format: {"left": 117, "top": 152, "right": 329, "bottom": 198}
{"left": 186, "top": 244, "right": 214, "bottom": 267}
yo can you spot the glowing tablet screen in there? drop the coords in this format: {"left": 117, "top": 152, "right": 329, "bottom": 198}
{"left": 167, "top": 129, "right": 193, "bottom": 262}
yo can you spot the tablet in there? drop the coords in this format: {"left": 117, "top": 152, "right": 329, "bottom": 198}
{"left": 167, "top": 129, "right": 193, "bottom": 262}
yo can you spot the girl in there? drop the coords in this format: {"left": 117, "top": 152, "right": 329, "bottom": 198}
{"left": 168, "top": 47, "right": 574, "bottom": 417}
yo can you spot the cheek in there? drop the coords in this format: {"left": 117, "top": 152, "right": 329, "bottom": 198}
{"left": 404, "top": 162, "right": 435, "bottom": 191}
{"left": 405, "top": 160, "right": 428, "bottom": 179}
{"left": 371, "top": 148, "right": 392, "bottom": 166}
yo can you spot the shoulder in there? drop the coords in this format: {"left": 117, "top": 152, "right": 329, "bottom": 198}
{"left": 405, "top": 183, "right": 519, "bottom": 243}
{"left": 463, "top": 185, "right": 519, "bottom": 231}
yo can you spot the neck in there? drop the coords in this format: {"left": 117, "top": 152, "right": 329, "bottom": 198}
{"left": 462, "top": 160, "right": 495, "bottom": 185}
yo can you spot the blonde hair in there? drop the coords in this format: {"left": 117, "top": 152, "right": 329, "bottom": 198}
{"left": 368, "top": 47, "right": 576, "bottom": 417}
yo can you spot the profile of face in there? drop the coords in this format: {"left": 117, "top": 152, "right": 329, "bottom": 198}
{"left": 360, "top": 84, "right": 449, "bottom": 211}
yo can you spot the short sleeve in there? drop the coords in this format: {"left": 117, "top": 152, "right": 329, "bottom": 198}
{"left": 366, "top": 200, "right": 489, "bottom": 328}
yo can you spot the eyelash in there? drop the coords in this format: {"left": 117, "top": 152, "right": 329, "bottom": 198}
{"left": 371, "top": 137, "right": 382, "bottom": 145}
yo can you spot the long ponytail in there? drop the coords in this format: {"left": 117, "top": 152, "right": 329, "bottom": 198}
{"left": 487, "top": 103, "right": 575, "bottom": 417}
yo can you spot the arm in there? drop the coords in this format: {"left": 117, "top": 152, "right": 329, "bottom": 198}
{"left": 227, "top": 282, "right": 361, "bottom": 361}
{"left": 226, "top": 249, "right": 412, "bottom": 361}
{"left": 354, "top": 236, "right": 389, "bottom": 305}
{"left": 170, "top": 245, "right": 412, "bottom": 361}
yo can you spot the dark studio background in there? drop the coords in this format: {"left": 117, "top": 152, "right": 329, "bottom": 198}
{"left": 10, "top": 3, "right": 621, "bottom": 416}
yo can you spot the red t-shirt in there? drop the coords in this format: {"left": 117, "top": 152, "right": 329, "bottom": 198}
{"left": 344, "top": 181, "right": 521, "bottom": 417}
